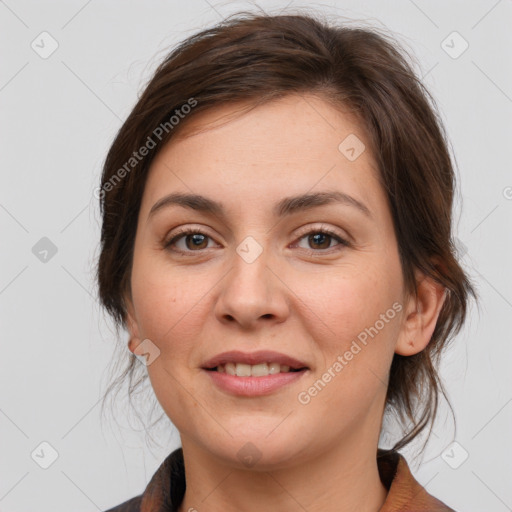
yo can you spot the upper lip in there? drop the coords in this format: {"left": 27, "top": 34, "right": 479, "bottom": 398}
{"left": 202, "top": 350, "right": 309, "bottom": 370}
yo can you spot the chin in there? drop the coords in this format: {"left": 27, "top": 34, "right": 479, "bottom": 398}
{"left": 201, "top": 427, "right": 309, "bottom": 471}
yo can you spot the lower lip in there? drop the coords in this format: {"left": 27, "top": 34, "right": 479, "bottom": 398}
{"left": 204, "top": 369, "right": 308, "bottom": 396}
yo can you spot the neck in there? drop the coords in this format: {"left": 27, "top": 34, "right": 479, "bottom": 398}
{"left": 178, "top": 436, "right": 388, "bottom": 512}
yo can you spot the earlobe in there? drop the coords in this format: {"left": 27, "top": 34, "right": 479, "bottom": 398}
{"left": 395, "top": 270, "right": 447, "bottom": 356}
{"left": 127, "top": 335, "right": 140, "bottom": 355}
{"left": 125, "top": 298, "right": 142, "bottom": 354}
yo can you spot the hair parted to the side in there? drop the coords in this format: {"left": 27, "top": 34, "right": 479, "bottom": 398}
{"left": 96, "top": 10, "right": 477, "bottom": 453}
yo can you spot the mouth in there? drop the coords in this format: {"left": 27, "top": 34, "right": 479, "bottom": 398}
{"left": 204, "top": 362, "right": 308, "bottom": 377}
{"left": 201, "top": 350, "right": 310, "bottom": 396}
{"left": 201, "top": 350, "right": 310, "bottom": 377}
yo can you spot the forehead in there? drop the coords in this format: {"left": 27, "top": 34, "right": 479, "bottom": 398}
{"left": 142, "top": 94, "right": 382, "bottom": 214}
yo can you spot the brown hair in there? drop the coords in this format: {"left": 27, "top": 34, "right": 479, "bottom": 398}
{"left": 96, "top": 10, "right": 477, "bottom": 452}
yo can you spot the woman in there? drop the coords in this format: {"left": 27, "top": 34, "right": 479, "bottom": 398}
{"left": 97, "top": 11, "right": 476, "bottom": 512}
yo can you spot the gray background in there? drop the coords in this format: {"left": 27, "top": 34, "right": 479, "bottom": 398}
{"left": 1, "top": 1, "right": 511, "bottom": 511}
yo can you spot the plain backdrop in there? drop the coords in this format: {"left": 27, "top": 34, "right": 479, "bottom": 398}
{"left": 1, "top": 1, "right": 511, "bottom": 511}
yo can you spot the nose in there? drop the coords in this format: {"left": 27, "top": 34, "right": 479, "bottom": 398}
{"left": 214, "top": 243, "right": 290, "bottom": 330}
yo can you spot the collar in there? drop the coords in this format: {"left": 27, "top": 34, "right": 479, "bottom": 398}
{"left": 124, "top": 447, "right": 454, "bottom": 511}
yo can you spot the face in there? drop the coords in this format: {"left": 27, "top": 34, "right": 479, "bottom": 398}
{"left": 126, "top": 94, "right": 414, "bottom": 469}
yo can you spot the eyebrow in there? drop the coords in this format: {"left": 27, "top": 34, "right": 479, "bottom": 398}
{"left": 148, "top": 191, "right": 372, "bottom": 221}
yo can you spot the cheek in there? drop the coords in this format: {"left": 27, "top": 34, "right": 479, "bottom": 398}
{"left": 293, "top": 260, "right": 403, "bottom": 382}
{"left": 130, "top": 249, "right": 213, "bottom": 344}
{"left": 298, "top": 262, "right": 402, "bottom": 334}
{"left": 296, "top": 273, "right": 402, "bottom": 427}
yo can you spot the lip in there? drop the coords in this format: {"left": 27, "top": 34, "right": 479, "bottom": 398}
{"left": 204, "top": 368, "right": 309, "bottom": 396}
{"left": 201, "top": 350, "right": 309, "bottom": 370}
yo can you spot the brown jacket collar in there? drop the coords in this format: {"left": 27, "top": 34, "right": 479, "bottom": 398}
{"left": 106, "top": 448, "right": 455, "bottom": 511}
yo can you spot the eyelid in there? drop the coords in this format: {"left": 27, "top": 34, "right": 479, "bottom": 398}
{"left": 293, "top": 223, "right": 349, "bottom": 241}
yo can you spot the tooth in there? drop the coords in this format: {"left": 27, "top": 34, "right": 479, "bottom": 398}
{"left": 251, "top": 363, "right": 269, "bottom": 377}
{"left": 235, "top": 363, "right": 252, "bottom": 377}
{"left": 225, "top": 362, "right": 236, "bottom": 375}
{"left": 268, "top": 362, "right": 281, "bottom": 374}
{"left": 215, "top": 362, "right": 297, "bottom": 376}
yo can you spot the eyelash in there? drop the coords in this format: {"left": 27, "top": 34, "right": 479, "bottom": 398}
{"left": 163, "top": 225, "right": 350, "bottom": 256}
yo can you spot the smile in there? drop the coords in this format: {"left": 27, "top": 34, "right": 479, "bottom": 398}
{"left": 210, "top": 362, "right": 304, "bottom": 376}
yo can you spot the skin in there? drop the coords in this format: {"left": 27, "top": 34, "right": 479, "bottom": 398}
{"left": 125, "top": 93, "right": 446, "bottom": 512}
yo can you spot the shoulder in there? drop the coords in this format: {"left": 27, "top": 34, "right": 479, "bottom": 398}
{"left": 102, "top": 447, "right": 184, "bottom": 512}
{"left": 103, "top": 495, "right": 142, "bottom": 512}
{"left": 378, "top": 450, "right": 457, "bottom": 511}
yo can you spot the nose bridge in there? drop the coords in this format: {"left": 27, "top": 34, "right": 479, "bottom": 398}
{"left": 230, "top": 234, "right": 272, "bottom": 302}
{"left": 215, "top": 233, "right": 288, "bottom": 326}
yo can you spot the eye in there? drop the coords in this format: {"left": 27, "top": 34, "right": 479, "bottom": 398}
{"left": 164, "top": 228, "right": 216, "bottom": 254}
{"left": 293, "top": 226, "right": 350, "bottom": 253}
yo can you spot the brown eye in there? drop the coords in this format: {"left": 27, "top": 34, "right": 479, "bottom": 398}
{"left": 294, "top": 228, "right": 349, "bottom": 253}
{"left": 307, "top": 232, "right": 333, "bottom": 250}
{"left": 183, "top": 233, "right": 209, "bottom": 250}
{"left": 164, "top": 229, "right": 215, "bottom": 253}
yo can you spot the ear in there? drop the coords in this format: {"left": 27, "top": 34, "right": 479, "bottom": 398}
{"left": 395, "top": 268, "right": 447, "bottom": 356}
{"left": 125, "top": 296, "right": 142, "bottom": 355}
